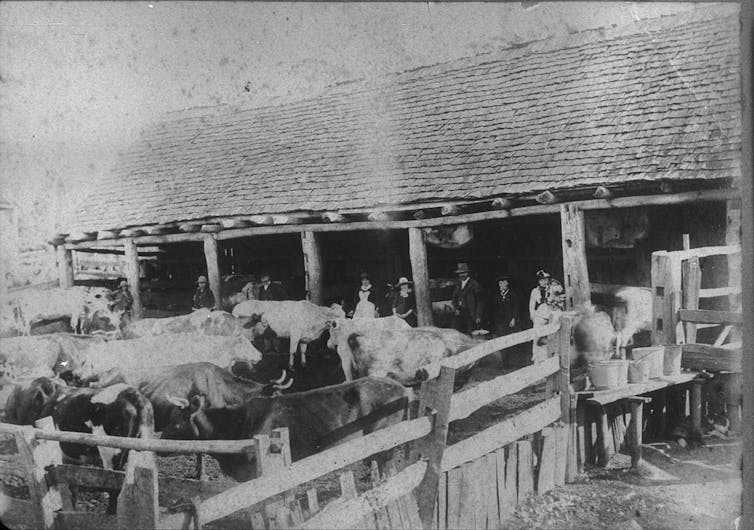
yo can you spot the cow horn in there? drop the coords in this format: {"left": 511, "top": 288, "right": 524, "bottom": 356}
{"left": 273, "top": 378, "right": 294, "bottom": 390}
{"left": 166, "top": 394, "right": 190, "bottom": 409}
{"left": 272, "top": 369, "right": 287, "bottom": 385}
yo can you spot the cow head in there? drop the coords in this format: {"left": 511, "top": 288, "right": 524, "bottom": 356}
{"left": 5, "top": 377, "right": 65, "bottom": 425}
{"left": 241, "top": 313, "right": 266, "bottom": 336}
{"left": 163, "top": 394, "right": 214, "bottom": 439}
{"left": 325, "top": 319, "right": 345, "bottom": 349}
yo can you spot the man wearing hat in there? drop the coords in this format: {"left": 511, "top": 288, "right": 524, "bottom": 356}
{"left": 392, "top": 277, "right": 417, "bottom": 327}
{"left": 492, "top": 274, "right": 520, "bottom": 337}
{"left": 192, "top": 275, "right": 216, "bottom": 310}
{"left": 451, "top": 263, "right": 484, "bottom": 334}
{"left": 257, "top": 273, "right": 285, "bottom": 301}
{"left": 529, "top": 269, "right": 551, "bottom": 324}
{"left": 111, "top": 279, "right": 134, "bottom": 326}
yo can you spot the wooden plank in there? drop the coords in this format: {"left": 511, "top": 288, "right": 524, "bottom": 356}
{"left": 441, "top": 322, "right": 560, "bottom": 370}
{"left": 50, "top": 464, "right": 124, "bottom": 490}
{"left": 437, "top": 469, "right": 447, "bottom": 530}
{"left": 446, "top": 466, "right": 463, "bottom": 530}
{"left": 579, "top": 372, "right": 699, "bottom": 405}
{"left": 300, "top": 461, "right": 427, "bottom": 530}
{"left": 682, "top": 343, "right": 742, "bottom": 372}
{"left": 699, "top": 286, "right": 741, "bottom": 298}
{"left": 117, "top": 450, "right": 159, "bottom": 529}
{"left": 449, "top": 356, "right": 559, "bottom": 421}
{"left": 203, "top": 234, "right": 221, "bottom": 310}
{"left": 536, "top": 428, "right": 556, "bottom": 495}
{"left": 651, "top": 252, "right": 670, "bottom": 345}
{"left": 457, "top": 462, "right": 476, "bottom": 528}
{"left": 250, "top": 511, "right": 266, "bottom": 529}
{"left": 483, "top": 453, "right": 499, "bottom": 529}
{"left": 56, "top": 511, "right": 119, "bottom": 530}
{"left": 502, "top": 445, "right": 518, "bottom": 518}
{"left": 307, "top": 488, "right": 320, "bottom": 515}
{"left": 594, "top": 405, "right": 611, "bottom": 467}
{"left": 560, "top": 204, "right": 590, "bottom": 310}
{"left": 471, "top": 457, "right": 488, "bottom": 528}
{"left": 56, "top": 246, "right": 75, "bottom": 288}
{"left": 409, "top": 227, "right": 434, "bottom": 327}
{"left": 442, "top": 396, "right": 560, "bottom": 471}
{"left": 682, "top": 256, "right": 701, "bottom": 344}
{"left": 725, "top": 202, "right": 742, "bottom": 343}
{"left": 161, "top": 415, "right": 431, "bottom": 528}
{"left": 301, "top": 231, "right": 324, "bottom": 305}
{"left": 578, "top": 403, "right": 591, "bottom": 469}
{"left": 566, "top": 390, "right": 579, "bottom": 482}
{"left": 553, "top": 424, "right": 569, "bottom": 487}
{"left": 123, "top": 238, "right": 143, "bottom": 319}
{"left": 516, "top": 440, "right": 534, "bottom": 502}
{"left": 408, "top": 365, "right": 456, "bottom": 529}
{"left": 691, "top": 379, "right": 704, "bottom": 437}
{"left": 402, "top": 492, "right": 423, "bottom": 530}
{"left": 678, "top": 309, "right": 743, "bottom": 325}
{"left": 628, "top": 399, "right": 645, "bottom": 469}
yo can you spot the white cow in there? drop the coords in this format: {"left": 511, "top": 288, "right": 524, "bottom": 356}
{"left": 326, "top": 316, "right": 411, "bottom": 381}
{"left": 232, "top": 300, "right": 345, "bottom": 369}
{"left": 341, "top": 326, "right": 481, "bottom": 386}
{"left": 123, "top": 308, "right": 253, "bottom": 340}
{"left": 73, "top": 333, "right": 262, "bottom": 381}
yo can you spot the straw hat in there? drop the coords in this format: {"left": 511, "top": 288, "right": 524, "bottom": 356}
{"left": 536, "top": 270, "right": 551, "bottom": 280}
{"left": 397, "top": 277, "right": 412, "bottom": 286}
{"left": 197, "top": 275, "right": 208, "bottom": 284}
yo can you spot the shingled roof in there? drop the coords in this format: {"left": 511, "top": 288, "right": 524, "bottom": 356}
{"left": 72, "top": 5, "right": 741, "bottom": 233}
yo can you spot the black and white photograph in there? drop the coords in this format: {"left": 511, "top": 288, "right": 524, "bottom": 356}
{"left": 0, "top": 2, "right": 751, "bottom": 529}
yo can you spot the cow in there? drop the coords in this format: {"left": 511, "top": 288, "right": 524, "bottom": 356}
{"left": 71, "top": 332, "right": 263, "bottom": 382}
{"left": 161, "top": 376, "right": 408, "bottom": 481}
{"left": 0, "top": 287, "right": 123, "bottom": 337}
{"left": 232, "top": 300, "right": 345, "bottom": 369}
{"left": 83, "top": 362, "right": 292, "bottom": 431}
{"left": 122, "top": 308, "right": 253, "bottom": 340}
{"left": 339, "top": 326, "right": 482, "bottom": 386}
{"left": 326, "top": 316, "right": 411, "bottom": 381}
{"left": 4, "top": 378, "right": 154, "bottom": 513}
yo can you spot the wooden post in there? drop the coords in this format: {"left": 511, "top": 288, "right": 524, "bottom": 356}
{"left": 203, "top": 234, "right": 221, "bottom": 308}
{"left": 301, "top": 231, "right": 324, "bottom": 305}
{"left": 56, "top": 245, "right": 74, "bottom": 288}
{"left": 651, "top": 251, "right": 682, "bottom": 345}
{"left": 14, "top": 418, "right": 72, "bottom": 529}
{"left": 560, "top": 204, "right": 590, "bottom": 310}
{"left": 725, "top": 201, "right": 742, "bottom": 340}
{"left": 682, "top": 256, "right": 701, "bottom": 344}
{"left": 691, "top": 378, "right": 704, "bottom": 437}
{"left": 594, "top": 404, "right": 611, "bottom": 467}
{"left": 408, "top": 227, "right": 434, "bottom": 327}
{"left": 409, "top": 365, "right": 456, "bottom": 529}
{"left": 627, "top": 397, "right": 651, "bottom": 469}
{"left": 117, "top": 450, "right": 159, "bottom": 529}
{"left": 123, "top": 238, "right": 143, "bottom": 320}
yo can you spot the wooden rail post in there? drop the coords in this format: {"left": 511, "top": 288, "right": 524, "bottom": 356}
{"left": 409, "top": 365, "right": 456, "bottom": 529}
{"left": 682, "top": 256, "right": 701, "bottom": 344}
{"left": 14, "top": 418, "right": 72, "bottom": 529}
{"left": 725, "top": 201, "right": 742, "bottom": 342}
{"left": 56, "top": 245, "right": 75, "bottom": 289}
{"left": 301, "top": 231, "right": 324, "bottom": 305}
{"left": 117, "top": 450, "right": 159, "bottom": 529}
{"left": 560, "top": 204, "right": 590, "bottom": 311}
{"left": 123, "top": 238, "right": 143, "bottom": 320}
{"left": 651, "top": 251, "right": 682, "bottom": 345}
{"left": 408, "top": 227, "right": 434, "bottom": 327}
{"left": 203, "top": 234, "right": 222, "bottom": 309}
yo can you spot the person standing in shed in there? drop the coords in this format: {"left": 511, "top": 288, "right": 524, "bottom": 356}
{"left": 257, "top": 273, "right": 285, "bottom": 301}
{"left": 392, "top": 277, "right": 417, "bottom": 327}
{"left": 492, "top": 274, "right": 520, "bottom": 337}
{"left": 192, "top": 275, "right": 216, "bottom": 310}
{"left": 349, "top": 272, "right": 380, "bottom": 318}
{"left": 451, "top": 262, "right": 484, "bottom": 334}
{"left": 529, "top": 269, "right": 551, "bottom": 325}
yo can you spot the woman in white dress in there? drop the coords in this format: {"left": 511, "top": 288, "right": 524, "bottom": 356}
{"left": 349, "top": 272, "right": 379, "bottom": 319}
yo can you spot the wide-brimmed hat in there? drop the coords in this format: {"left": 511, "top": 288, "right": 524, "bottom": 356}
{"left": 260, "top": 273, "right": 271, "bottom": 281}
{"left": 536, "top": 270, "right": 551, "bottom": 279}
{"left": 197, "top": 275, "right": 208, "bottom": 284}
{"left": 397, "top": 277, "right": 412, "bottom": 286}
{"left": 495, "top": 274, "right": 511, "bottom": 282}
{"left": 454, "top": 262, "right": 471, "bottom": 274}
{"left": 360, "top": 272, "right": 371, "bottom": 280}
{"left": 118, "top": 280, "right": 128, "bottom": 288}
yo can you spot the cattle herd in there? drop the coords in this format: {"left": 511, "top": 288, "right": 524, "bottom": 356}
{"left": 0, "top": 284, "right": 653, "bottom": 513}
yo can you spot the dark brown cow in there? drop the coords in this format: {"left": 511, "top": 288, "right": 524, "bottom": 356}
{"left": 162, "top": 376, "right": 407, "bottom": 481}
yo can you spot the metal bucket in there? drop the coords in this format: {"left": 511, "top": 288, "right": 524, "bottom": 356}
{"left": 588, "top": 360, "right": 629, "bottom": 390}
{"left": 628, "top": 360, "right": 649, "bottom": 383}
{"left": 664, "top": 344, "right": 683, "bottom": 376}
{"left": 631, "top": 346, "right": 664, "bottom": 379}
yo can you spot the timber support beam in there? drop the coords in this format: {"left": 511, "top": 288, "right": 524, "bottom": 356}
{"left": 408, "top": 227, "right": 433, "bottom": 327}
{"left": 123, "top": 239, "right": 143, "bottom": 320}
{"left": 203, "top": 235, "right": 221, "bottom": 308}
{"left": 560, "top": 204, "right": 590, "bottom": 311}
{"left": 301, "top": 231, "right": 324, "bottom": 306}
{"left": 56, "top": 245, "right": 75, "bottom": 288}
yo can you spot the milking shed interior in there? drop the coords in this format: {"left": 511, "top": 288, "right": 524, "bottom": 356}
{"left": 53, "top": 7, "right": 742, "bottom": 327}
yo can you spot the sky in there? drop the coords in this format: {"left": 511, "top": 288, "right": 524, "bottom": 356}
{"left": 0, "top": 1, "right": 706, "bottom": 244}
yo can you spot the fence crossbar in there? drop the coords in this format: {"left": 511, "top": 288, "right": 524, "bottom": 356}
{"left": 448, "top": 356, "right": 560, "bottom": 422}
{"left": 441, "top": 322, "right": 560, "bottom": 370}
{"left": 159, "top": 415, "right": 433, "bottom": 528}
{"left": 0, "top": 423, "right": 256, "bottom": 454}
{"left": 678, "top": 309, "right": 743, "bottom": 325}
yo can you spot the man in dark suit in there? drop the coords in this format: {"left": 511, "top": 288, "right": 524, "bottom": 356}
{"left": 257, "top": 273, "right": 286, "bottom": 301}
{"left": 451, "top": 262, "right": 484, "bottom": 334}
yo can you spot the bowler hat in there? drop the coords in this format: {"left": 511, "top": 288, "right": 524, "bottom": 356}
{"left": 454, "top": 263, "right": 471, "bottom": 274}
{"left": 397, "top": 277, "right": 412, "bottom": 286}
{"left": 536, "top": 270, "right": 551, "bottom": 279}
{"left": 197, "top": 275, "right": 208, "bottom": 283}
{"left": 495, "top": 274, "right": 511, "bottom": 282}
{"left": 360, "top": 272, "right": 371, "bottom": 280}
